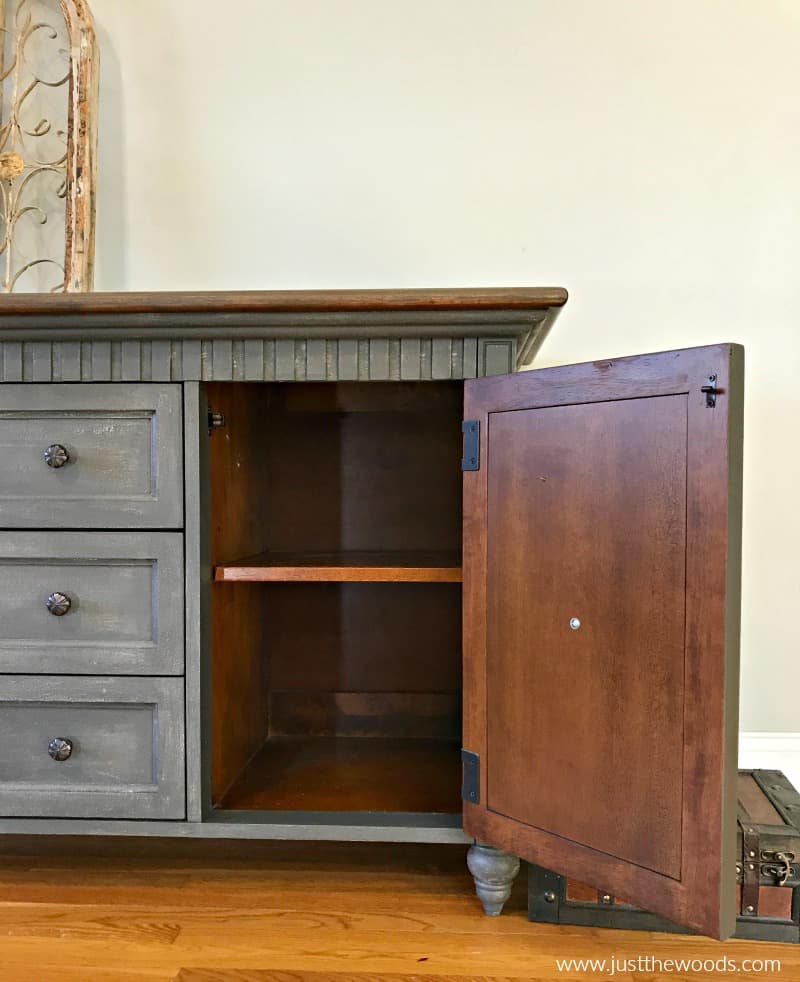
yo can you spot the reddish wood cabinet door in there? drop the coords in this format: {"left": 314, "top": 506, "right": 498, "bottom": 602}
{"left": 462, "top": 344, "right": 744, "bottom": 939}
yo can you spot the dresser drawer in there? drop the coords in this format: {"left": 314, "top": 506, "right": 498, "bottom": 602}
{"left": 0, "top": 532, "right": 184, "bottom": 675}
{"left": 0, "top": 384, "right": 183, "bottom": 528}
{"left": 0, "top": 676, "right": 185, "bottom": 819}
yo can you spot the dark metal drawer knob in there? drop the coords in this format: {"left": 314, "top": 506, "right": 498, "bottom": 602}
{"left": 46, "top": 592, "right": 72, "bottom": 616}
{"left": 44, "top": 444, "right": 70, "bottom": 468}
{"left": 47, "top": 737, "right": 73, "bottom": 761}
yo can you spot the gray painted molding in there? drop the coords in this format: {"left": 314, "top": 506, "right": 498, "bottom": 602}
{"left": 183, "top": 382, "right": 207, "bottom": 824}
{"left": 0, "top": 816, "right": 469, "bottom": 843}
{"left": 0, "top": 307, "right": 554, "bottom": 338}
{"left": 0, "top": 336, "right": 525, "bottom": 382}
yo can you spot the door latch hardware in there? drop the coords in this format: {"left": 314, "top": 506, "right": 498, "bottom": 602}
{"left": 461, "top": 748, "right": 480, "bottom": 803}
{"left": 208, "top": 410, "right": 226, "bottom": 433}
{"left": 461, "top": 420, "right": 480, "bottom": 471}
{"left": 769, "top": 853, "right": 793, "bottom": 886}
{"left": 700, "top": 375, "right": 721, "bottom": 408}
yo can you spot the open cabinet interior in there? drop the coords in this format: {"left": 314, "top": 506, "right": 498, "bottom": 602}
{"left": 206, "top": 381, "right": 464, "bottom": 815}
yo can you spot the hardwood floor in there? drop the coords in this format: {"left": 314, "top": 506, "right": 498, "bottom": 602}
{"left": 0, "top": 839, "right": 794, "bottom": 981}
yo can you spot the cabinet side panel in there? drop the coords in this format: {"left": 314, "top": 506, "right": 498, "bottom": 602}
{"left": 206, "top": 383, "right": 273, "bottom": 805}
{"left": 184, "top": 382, "right": 207, "bottom": 822}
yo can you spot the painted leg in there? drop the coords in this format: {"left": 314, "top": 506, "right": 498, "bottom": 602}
{"left": 467, "top": 841, "right": 521, "bottom": 916}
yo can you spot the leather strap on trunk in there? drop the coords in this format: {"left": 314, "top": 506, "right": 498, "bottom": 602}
{"left": 740, "top": 811, "right": 761, "bottom": 916}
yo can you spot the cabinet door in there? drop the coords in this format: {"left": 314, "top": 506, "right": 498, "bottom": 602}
{"left": 462, "top": 344, "right": 743, "bottom": 939}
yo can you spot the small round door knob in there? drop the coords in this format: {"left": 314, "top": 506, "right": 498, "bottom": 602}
{"left": 47, "top": 737, "right": 73, "bottom": 761}
{"left": 44, "top": 444, "right": 70, "bottom": 468}
{"left": 569, "top": 617, "right": 581, "bottom": 630}
{"left": 46, "top": 592, "right": 72, "bottom": 616}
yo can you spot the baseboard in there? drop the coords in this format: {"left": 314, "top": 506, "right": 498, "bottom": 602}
{"left": 739, "top": 732, "right": 800, "bottom": 790}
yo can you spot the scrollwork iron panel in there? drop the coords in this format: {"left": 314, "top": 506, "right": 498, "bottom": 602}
{"left": 0, "top": 0, "right": 97, "bottom": 293}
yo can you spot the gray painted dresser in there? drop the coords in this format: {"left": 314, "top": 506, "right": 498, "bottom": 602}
{"left": 0, "top": 290, "right": 745, "bottom": 940}
{"left": 0, "top": 288, "right": 565, "bottom": 916}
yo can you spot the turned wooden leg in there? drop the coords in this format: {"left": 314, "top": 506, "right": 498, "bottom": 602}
{"left": 466, "top": 841, "right": 521, "bottom": 916}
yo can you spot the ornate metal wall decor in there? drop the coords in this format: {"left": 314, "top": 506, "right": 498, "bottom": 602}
{"left": 0, "top": 0, "right": 98, "bottom": 293}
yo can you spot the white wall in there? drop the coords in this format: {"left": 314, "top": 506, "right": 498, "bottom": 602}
{"left": 89, "top": 1, "right": 800, "bottom": 736}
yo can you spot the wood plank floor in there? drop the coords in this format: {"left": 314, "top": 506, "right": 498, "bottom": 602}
{"left": 0, "top": 838, "right": 795, "bottom": 981}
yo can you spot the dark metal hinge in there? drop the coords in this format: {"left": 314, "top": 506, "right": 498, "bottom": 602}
{"left": 461, "top": 420, "right": 480, "bottom": 471}
{"left": 461, "top": 748, "right": 480, "bottom": 804}
{"left": 701, "top": 374, "right": 722, "bottom": 408}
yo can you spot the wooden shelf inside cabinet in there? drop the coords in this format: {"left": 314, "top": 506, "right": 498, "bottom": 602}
{"left": 216, "top": 736, "right": 463, "bottom": 813}
{"left": 214, "top": 551, "right": 463, "bottom": 584}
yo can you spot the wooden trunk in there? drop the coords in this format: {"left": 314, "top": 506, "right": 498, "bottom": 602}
{"left": 528, "top": 770, "right": 800, "bottom": 943}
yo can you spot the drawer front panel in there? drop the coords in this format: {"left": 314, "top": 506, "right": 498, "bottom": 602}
{"left": 0, "top": 384, "right": 183, "bottom": 528}
{"left": 0, "top": 676, "right": 185, "bottom": 819}
{"left": 0, "top": 532, "right": 184, "bottom": 675}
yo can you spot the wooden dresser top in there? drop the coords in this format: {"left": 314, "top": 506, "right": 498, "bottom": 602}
{"left": 0, "top": 288, "right": 568, "bottom": 377}
{"left": 0, "top": 287, "right": 567, "bottom": 319}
